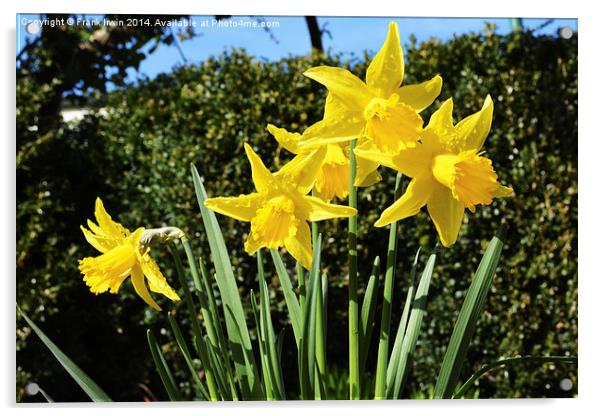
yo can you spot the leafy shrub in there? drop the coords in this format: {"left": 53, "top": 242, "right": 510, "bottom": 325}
{"left": 16, "top": 27, "right": 577, "bottom": 401}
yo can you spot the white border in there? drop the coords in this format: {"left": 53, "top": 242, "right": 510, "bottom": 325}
{"left": 3, "top": 1, "right": 598, "bottom": 415}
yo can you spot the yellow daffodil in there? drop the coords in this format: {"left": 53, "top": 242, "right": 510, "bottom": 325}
{"left": 204, "top": 143, "right": 357, "bottom": 269}
{"left": 78, "top": 198, "right": 181, "bottom": 311}
{"left": 299, "top": 21, "right": 442, "bottom": 185}
{"left": 267, "top": 123, "right": 379, "bottom": 200}
{"left": 355, "top": 96, "right": 514, "bottom": 247}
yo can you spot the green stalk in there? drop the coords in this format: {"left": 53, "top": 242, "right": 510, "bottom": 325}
{"left": 374, "top": 173, "right": 403, "bottom": 399}
{"left": 348, "top": 138, "right": 360, "bottom": 399}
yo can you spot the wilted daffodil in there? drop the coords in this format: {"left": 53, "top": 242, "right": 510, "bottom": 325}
{"left": 299, "top": 21, "right": 442, "bottom": 185}
{"left": 78, "top": 198, "right": 181, "bottom": 311}
{"left": 355, "top": 96, "right": 513, "bottom": 247}
{"left": 204, "top": 143, "right": 357, "bottom": 269}
{"left": 267, "top": 124, "right": 379, "bottom": 200}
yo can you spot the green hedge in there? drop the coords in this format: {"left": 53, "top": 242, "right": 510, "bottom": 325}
{"left": 16, "top": 28, "right": 577, "bottom": 401}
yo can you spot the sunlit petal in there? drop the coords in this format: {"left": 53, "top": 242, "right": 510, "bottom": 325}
{"left": 204, "top": 194, "right": 262, "bottom": 222}
{"left": 396, "top": 75, "right": 443, "bottom": 112}
{"left": 426, "top": 185, "right": 465, "bottom": 247}
{"left": 374, "top": 176, "right": 434, "bottom": 227}
{"left": 366, "top": 21, "right": 404, "bottom": 98}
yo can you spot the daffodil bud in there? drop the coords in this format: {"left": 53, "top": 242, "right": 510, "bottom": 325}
{"left": 139, "top": 227, "right": 185, "bottom": 249}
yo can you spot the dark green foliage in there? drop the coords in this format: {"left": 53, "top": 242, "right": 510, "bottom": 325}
{"left": 16, "top": 27, "right": 577, "bottom": 400}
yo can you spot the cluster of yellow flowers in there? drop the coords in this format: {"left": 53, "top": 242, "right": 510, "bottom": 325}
{"left": 78, "top": 22, "right": 512, "bottom": 310}
{"left": 206, "top": 21, "right": 512, "bottom": 265}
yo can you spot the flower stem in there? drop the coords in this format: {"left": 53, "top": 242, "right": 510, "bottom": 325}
{"left": 374, "top": 172, "right": 403, "bottom": 399}
{"left": 348, "top": 139, "right": 360, "bottom": 399}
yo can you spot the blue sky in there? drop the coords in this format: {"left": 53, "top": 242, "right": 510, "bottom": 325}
{"left": 17, "top": 15, "right": 577, "bottom": 89}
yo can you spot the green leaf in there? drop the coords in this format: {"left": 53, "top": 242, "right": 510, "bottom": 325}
{"left": 433, "top": 225, "right": 507, "bottom": 399}
{"left": 249, "top": 289, "right": 272, "bottom": 400}
{"left": 374, "top": 173, "right": 403, "bottom": 400}
{"left": 299, "top": 234, "right": 322, "bottom": 399}
{"left": 167, "top": 242, "right": 220, "bottom": 400}
{"left": 197, "top": 256, "right": 238, "bottom": 399}
{"left": 270, "top": 249, "right": 302, "bottom": 347}
{"left": 167, "top": 312, "right": 211, "bottom": 401}
{"left": 147, "top": 329, "right": 181, "bottom": 401}
{"left": 38, "top": 387, "right": 54, "bottom": 403}
{"left": 359, "top": 256, "right": 380, "bottom": 379}
{"left": 388, "top": 249, "right": 437, "bottom": 399}
{"left": 191, "top": 164, "right": 261, "bottom": 399}
{"left": 314, "top": 271, "right": 327, "bottom": 399}
{"left": 387, "top": 248, "right": 421, "bottom": 398}
{"left": 257, "top": 252, "right": 285, "bottom": 399}
{"left": 453, "top": 355, "right": 577, "bottom": 398}
{"left": 17, "top": 305, "right": 112, "bottom": 402}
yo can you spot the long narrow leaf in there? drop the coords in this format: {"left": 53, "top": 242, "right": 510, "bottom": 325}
{"left": 17, "top": 306, "right": 112, "bottom": 402}
{"left": 453, "top": 355, "right": 577, "bottom": 398}
{"left": 38, "top": 387, "right": 54, "bottom": 403}
{"left": 390, "top": 249, "right": 437, "bottom": 399}
{"left": 386, "top": 248, "right": 420, "bottom": 397}
{"left": 191, "top": 164, "right": 261, "bottom": 399}
{"left": 271, "top": 249, "right": 302, "bottom": 346}
{"left": 167, "top": 242, "right": 220, "bottom": 400}
{"left": 258, "top": 252, "right": 285, "bottom": 399}
{"left": 433, "top": 225, "right": 507, "bottom": 399}
{"left": 250, "top": 289, "right": 273, "bottom": 399}
{"left": 198, "top": 257, "right": 238, "bottom": 399}
{"left": 167, "top": 312, "right": 211, "bottom": 400}
{"left": 299, "top": 234, "right": 322, "bottom": 399}
{"left": 147, "top": 329, "right": 181, "bottom": 401}
{"left": 314, "top": 271, "right": 326, "bottom": 399}
{"left": 374, "top": 173, "right": 403, "bottom": 399}
{"left": 359, "top": 256, "right": 381, "bottom": 379}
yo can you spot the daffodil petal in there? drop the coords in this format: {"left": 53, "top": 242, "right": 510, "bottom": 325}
{"left": 366, "top": 21, "right": 404, "bottom": 98}
{"left": 304, "top": 66, "right": 372, "bottom": 112}
{"left": 131, "top": 264, "right": 161, "bottom": 311}
{"left": 354, "top": 148, "right": 382, "bottom": 187}
{"left": 267, "top": 124, "right": 302, "bottom": 154}
{"left": 428, "top": 98, "right": 454, "bottom": 131}
{"left": 284, "top": 221, "right": 312, "bottom": 270}
{"left": 353, "top": 139, "right": 431, "bottom": 179}
{"left": 354, "top": 140, "right": 397, "bottom": 171}
{"left": 494, "top": 185, "right": 514, "bottom": 198}
{"left": 374, "top": 176, "right": 433, "bottom": 227}
{"left": 304, "top": 195, "right": 357, "bottom": 222}
{"left": 244, "top": 230, "right": 263, "bottom": 256}
{"left": 426, "top": 185, "right": 465, "bottom": 247}
{"left": 204, "top": 194, "right": 262, "bottom": 222}
{"left": 396, "top": 75, "right": 443, "bottom": 112}
{"left": 244, "top": 143, "right": 274, "bottom": 193}
{"left": 80, "top": 225, "right": 113, "bottom": 253}
{"left": 356, "top": 167, "right": 382, "bottom": 187}
{"left": 323, "top": 93, "right": 344, "bottom": 119}
{"left": 94, "top": 198, "right": 130, "bottom": 239}
{"left": 275, "top": 147, "right": 326, "bottom": 194}
{"left": 391, "top": 144, "right": 438, "bottom": 178}
{"left": 455, "top": 95, "right": 494, "bottom": 151}
{"left": 300, "top": 110, "right": 365, "bottom": 146}
{"left": 140, "top": 256, "right": 180, "bottom": 301}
